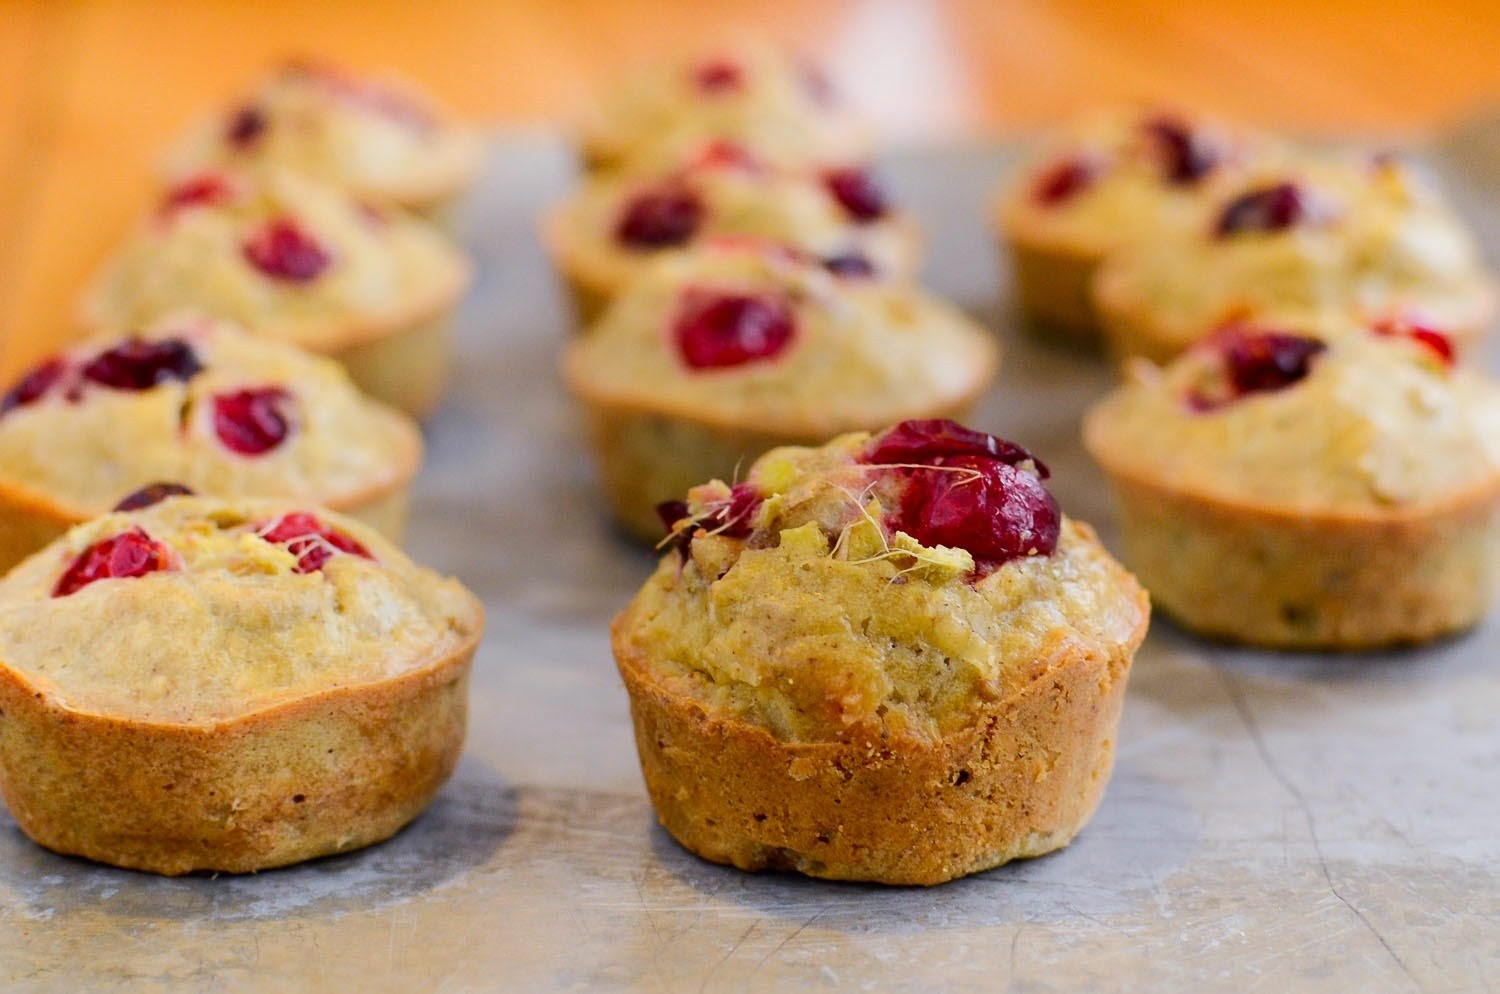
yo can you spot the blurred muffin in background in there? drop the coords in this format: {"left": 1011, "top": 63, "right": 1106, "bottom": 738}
{"left": 83, "top": 168, "right": 470, "bottom": 418}
{"left": 578, "top": 41, "right": 870, "bottom": 174}
{"left": 162, "top": 59, "right": 482, "bottom": 223}
{"left": 544, "top": 140, "right": 920, "bottom": 324}
{"left": 995, "top": 108, "right": 1271, "bottom": 346}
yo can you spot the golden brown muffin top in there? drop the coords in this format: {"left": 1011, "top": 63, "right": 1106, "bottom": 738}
{"left": 0, "top": 316, "right": 420, "bottom": 518}
{"left": 162, "top": 60, "right": 481, "bottom": 209}
{"left": 615, "top": 423, "right": 1147, "bottom": 743}
{"left": 563, "top": 241, "right": 998, "bottom": 436}
{"left": 83, "top": 168, "right": 470, "bottom": 352}
{"left": 0, "top": 496, "right": 481, "bottom": 724}
{"left": 1085, "top": 317, "right": 1500, "bottom": 511}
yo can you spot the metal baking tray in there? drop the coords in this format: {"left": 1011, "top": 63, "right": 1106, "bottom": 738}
{"left": 5, "top": 121, "right": 1500, "bottom": 992}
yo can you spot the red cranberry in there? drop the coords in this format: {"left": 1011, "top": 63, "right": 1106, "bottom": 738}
{"left": 1, "top": 357, "right": 68, "bottom": 415}
{"left": 160, "top": 173, "right": 237, "bottom": 216}
{"left": 693, "top": 60, "right": 744, "bottom": 94}
{"left": 1031, "top": 156, "right": 1103, "bottom": 207}
{"left": 113, "top": 483, "right": 196, "bottom": 512}
{"left": 823, "top": 167, "right": 888, "bottom": 223}
{"left": 1215, "top": 182, "right": 1307, "bottom": 236}
{"left": 821, "top": 252, "right": 876, "bottom": 278}
{"left": 673, "top": 289, "right": 796, "bottom": 369}
{"left": 1373, "top": 318, "right": 1455, "bottom": 367}
{"left": 657, "top": 482, "right": 762, "bottom": 561}
{"left": 243, "top": 219, "right": 332, "bottom": 283}
{"left": 225, "top": 105, "right": 268, "bottom": 148}
{"left": 258, "top": 512, "right": 373, "bottom": 574}
{"left": 214, "top": 387, "right": 294, "bottom": 456}
{"left": 53, "top": 528, "right": 174, "bottom": 597}
{"left": 1189, "top": 326, "right": 1326, "bottom": 410}
{"left": 615, "top": 184, "right": 703, "bottom": 249}
{"left": 863, "top": 420, "right": 1059, "bottom": 572}
{"left": 82, "top": 337, "right": 203, "bottom": 391}
{"left": 864, "top": 418, "right": 1047, "bottom": 476}
{"left": 1143, "top": 116, "right": 1220, "bottom": 185}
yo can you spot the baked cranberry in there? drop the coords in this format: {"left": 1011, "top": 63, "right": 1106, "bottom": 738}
{"left": 82, "top": 337, "right": 203, "bottom": 391}
{"left": 1031, "top": 156, "right": 1102, "bottom": 207}
{"left": 693, "top": 60, "right": 744, "bottom": 94}
{"left": 823, "top": 167, "right": 888, "bottom": 222}
{"left": 226, "top": 105, "right": 267, "bottom": 148}
{"left": 615, "top": 184, "right": 703, "bottom": 249}
{"left": 864, "top": 418, "right": 1046, "bottom": 476}
{"left": 657, "top": 482, "right": 761, "bottom": 560}
{"left": 1215, "top": 182, "right": 1307, "bottom": 236}
{"left": 113, "top": 483, "right": 196, "bottom": 512}
{"left": 1189, "top": 326, "right": 1326, "bottom": 410}
{"left": 863, "top": 420, "right": 1059, "bottom": 573}
{"left": 1143, "top": 116, "right": 1220, "bottom": 185}
{"left": 53, "top": 528, "right": 174, "bottom": 597}
{"left": 673, "top": 289, "right": 796, "bottom": 369}
{"left": 821, "top": 252, "right": 876, "bottom": 278}
{"left": 242, "top": 219, "right": 332, "bottom": 283}
{"left": 1, "top": 357, "right": 68, "bottom": 415}
{"left": 160, "top": 173, "right": 237, "bottom": 216}
{"left": 214, "top": 387, "right": 294, "bottom": 456}
{"left": 1373, "top": 318, "right": 1455, "bottom": 367}
{"left": 258, "top": 512, "right": 373, "bottom": 574}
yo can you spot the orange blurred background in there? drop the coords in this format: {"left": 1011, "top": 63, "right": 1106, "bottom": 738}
{"left": 4, "top": 0, "right": 1500, "bottom": 377}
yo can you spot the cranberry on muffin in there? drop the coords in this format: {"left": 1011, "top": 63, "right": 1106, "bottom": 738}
{"left": 0, "top": 494, "right": 483, "bottom": 875}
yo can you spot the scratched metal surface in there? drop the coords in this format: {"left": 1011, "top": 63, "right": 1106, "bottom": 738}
{"left": 4, "top": 125, "right": 1500, "bottom": 993}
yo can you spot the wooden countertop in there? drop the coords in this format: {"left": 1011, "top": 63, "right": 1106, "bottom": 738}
{"left": 3, "top": 0, "right": 1500, "bottom": 377}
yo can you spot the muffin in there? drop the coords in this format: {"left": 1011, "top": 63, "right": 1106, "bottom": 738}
{"left": 579, "top": 41, "right": 869, "bottom": 174}
{"left": 995, "top": 109, "right": 1264, "bottom": 345}
{"left": 162, "top": 59, "right": 482, "bottom": 222}
{"left": 82, "top": 168, "right": 471, "bottom": 418}
{"left": 562, "top": 240, "right": 999, "bottom": 540}
{"left": 544, "top": 141, "right": 921, "bottom": 324}
{"left": 1092, "top": 152, "right": 1498, "bottom": 365}
{"left": 1083, "top": 317, "right": 1500, "bottom": 648}
{"left": 0, "top": 494, "right": 484, "bottom": 875}
{"left": 0, "top": 316, "right": 421, "bottom": 573}
{"left": 612, "top": 419, "right": 1150, "bottom": 885}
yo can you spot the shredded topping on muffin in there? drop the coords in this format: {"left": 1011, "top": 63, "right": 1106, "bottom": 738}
{"left": 657, "top": 420, "right": 1060, "bottom": 583}
{"left": 257, "top": 511, "right": 374, "bottom": 574}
